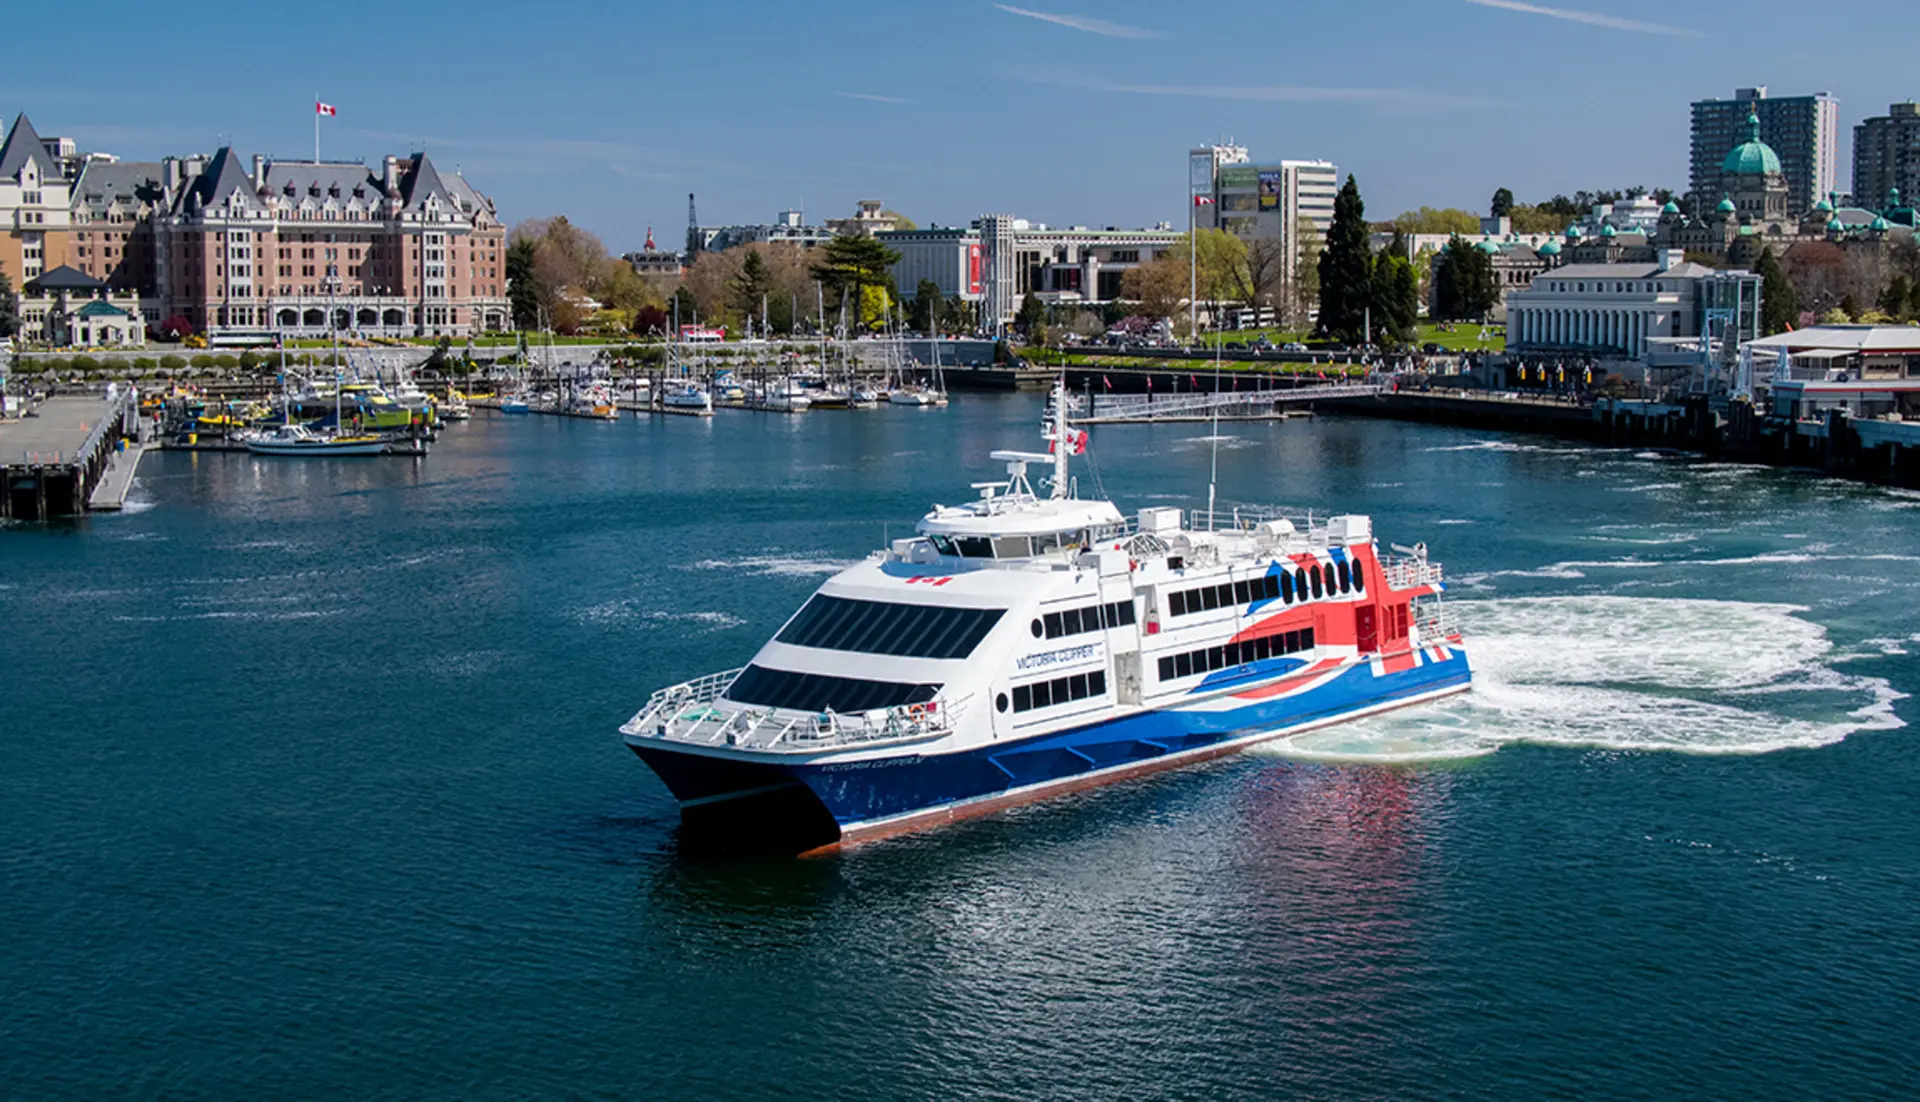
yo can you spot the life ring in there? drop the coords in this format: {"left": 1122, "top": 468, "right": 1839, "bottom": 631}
{"left": 907, "top": 703, "right": 928, "bottom": 720}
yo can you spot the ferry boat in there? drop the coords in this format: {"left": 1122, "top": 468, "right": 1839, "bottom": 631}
{"left": 621, "top": 383, "right": 1470, "bottom": 849}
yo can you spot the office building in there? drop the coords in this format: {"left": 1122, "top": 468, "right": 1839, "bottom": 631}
{"left": 1853, "top": 102, "right": 1920, "bottom": 212}
{"left": 880, "top": 217, "right": 1182, "bottom": 328}
{"left": 1505, "top": 253, "right": 1760, "bottom": 360}
{"left": 1689, "top": 87, "right": 1838, "bottom": 215}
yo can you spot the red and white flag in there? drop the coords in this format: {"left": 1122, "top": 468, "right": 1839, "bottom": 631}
{"left": 1050, "top": 428, "right": 1089, "bottom": 456}
{"left": 1193, "top": 195, "right": 1214, "bottom": 207}
{"left": 315, "top": 101, "right": 337, "bottom": 117}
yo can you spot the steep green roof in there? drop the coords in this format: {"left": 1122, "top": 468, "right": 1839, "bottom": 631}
{"left": 1722, "top": 113, "right": 1782, "bottom": 176}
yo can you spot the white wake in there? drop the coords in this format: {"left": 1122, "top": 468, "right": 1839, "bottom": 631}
{"left": 1264, "top": 597, "right": 1906, "bottom": 762}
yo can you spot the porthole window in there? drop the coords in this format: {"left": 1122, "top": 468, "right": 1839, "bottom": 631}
{"left": 996, "top": 692, "right": 1009, "bottom": 713}
{"left": 1337, "top": 561, "right": 1351, "bottom": 593}
{"left": 1280, "top": 571, "right": 1294, "bottom": 603}
{"left": 1295, "top": 568, "right": 1309, "bottom": 599}
{"left": 1031, "top": 619, "right": 1044, "bottom": 638}
{"left": 1352, "top": 566, "right": 1365, "bottom": 593}
{"left": 1310, "top": 569, "right": 1324, "bottom": 599}
{"left": 1323, "top": 564, "right": 1337, "bottom": 595}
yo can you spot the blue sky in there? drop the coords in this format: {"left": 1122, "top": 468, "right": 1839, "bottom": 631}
{"left": 4, "top": 0, "right": 1913, "bottom": 250}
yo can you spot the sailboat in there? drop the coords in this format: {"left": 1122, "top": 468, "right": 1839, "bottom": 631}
{"left": 244, "top": 360, "right": 387, "bottom": 456}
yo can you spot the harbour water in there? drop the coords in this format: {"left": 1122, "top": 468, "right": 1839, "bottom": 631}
{"left": 3, "top": 398, "right": 1917, "bottom": 1098}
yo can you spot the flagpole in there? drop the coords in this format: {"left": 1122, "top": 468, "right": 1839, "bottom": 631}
{"left": 314, "top": 94, "right": 319, "bottom": 162}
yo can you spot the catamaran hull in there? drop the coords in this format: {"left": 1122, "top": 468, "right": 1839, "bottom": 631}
{"left": 628, "top": 648, "right": 1470, "bottom": 849}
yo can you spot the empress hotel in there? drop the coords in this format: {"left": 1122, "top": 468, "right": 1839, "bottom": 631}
{"left": 1, "top": 112, "right": 509, "bottom": 340}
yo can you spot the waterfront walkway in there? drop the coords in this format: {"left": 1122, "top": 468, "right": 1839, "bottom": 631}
{"left": 88, "top": 443, "right": 149, "bottom": 510}
{"left": 1079, "top": 383, "right": 1384, "bottom": 424}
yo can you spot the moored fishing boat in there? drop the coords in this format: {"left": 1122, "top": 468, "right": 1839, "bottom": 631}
{"left": 621, "top": 381, "right": 1471, "bottom": 850}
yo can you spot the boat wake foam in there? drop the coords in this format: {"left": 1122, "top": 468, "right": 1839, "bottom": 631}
{"left": 684, "top": 554, "right": 858, "bottom": 578}
{"left": 1262, "top": 597, "right": 1906, "bottom": 762}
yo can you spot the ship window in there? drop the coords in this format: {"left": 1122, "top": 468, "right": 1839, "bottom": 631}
{"left": 1208, "top": 646, "right": 1226, "bottom": 670}
{"left": 1262, "top": 575, "right": 1281, "bottom": 601}
{"left": 1031, "top": 680, "right": 1053, "bottom": 708}
{"left": 1234, "top": 580, "right": 1251, "bottom": 604}
{"left": 1352, "top": 566, "right": 1364, "bottom": 593}
{"left": 993, "top": 536, "right": 1032, "bottom": 559}
{"left": 1068, "top": 673, "right": 1088, "bottom": 699}
{"left": 1169, "top": 591, "right": 1187, "bottom": 616}
{"left": 1323, "top": 564, "right": 1337, "bottom": 595}
{"left": 1281, "top": 572, "right": 1293, "bottom": 603}
{"left": 1218, "top": 583, "right": 1233, "bottom": 607}
{"left": 1044, "top": 612, "right": 1064, "bottom": 637}
{"left": 1011, "top": 669, "right": 1108, "bottom": 713}
{"left": 1285, "top": 630, "right": 1300, "bottom": 652}
{"left": 1295, "top": 568, "right": 1309, "bottom": 598}
{"left": 1310, "top": 570, "right": 1324, "bottom": 599}
{"left": 1013, "top": 684, "right": 1032, "bottom": 711}
{"left": 996, "top": 693, "right": 1009, "bottom": 713}
{"left": 1032, "top": 532, "right": 1062, "bottom": 555}
{"left": 776, "top": 595, "right": 1004, "bottom": 659}
{"left": 953, "top": 536, "right": 993, "bottom": 558}
{"left": 1158, "top": 656, "right": 1174, "bottom": 680}
{"left": 929, "top": 535, "right": 957, "bottom": 555}
{"left": 1031, "top": 619, "right": 1044, "bottom": 638}
{"left": 1062, "top": 608, "right": 1083, "bottom": 635}
{"left": 1201, "top": 586, "right": 1220, "bottom": 611}
{"left": 726, "top": 664, "right": 939, "bottom": 713}
{"left": 1302, "top": 626, "right": 1315, "bottom": 649}
{"left": 1338, "top": 561, "right": 1351, "bottom": 593}
{"left": 1175, "top": 652, "right": 1194, "bottom": 678}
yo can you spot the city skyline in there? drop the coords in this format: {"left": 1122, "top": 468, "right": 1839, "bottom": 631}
{"left": 4, "top": 0, "right": 1916, "bottom": 251}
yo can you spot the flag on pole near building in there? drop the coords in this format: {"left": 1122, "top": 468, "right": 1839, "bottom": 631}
{"left": 1193, "top": 195, "right": 1213, "bottom": 207}
{"left": 315, "top": 101, "right": 337, "bottom": 116}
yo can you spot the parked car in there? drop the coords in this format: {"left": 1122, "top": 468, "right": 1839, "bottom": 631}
{"left": 1422, "top": 342, "right": 1444, "bottom": 354}
{"left": 1282, "top": 342, "right": 1308, "bottom": 353}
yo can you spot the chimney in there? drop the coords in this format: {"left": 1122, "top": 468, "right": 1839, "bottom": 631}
{"left": 164, "top": 156, "right": 181, "bottom": 192}
{"left": 252, "top": 154, "right": 265, "bottom": 188}
{"left": 1658, "top": 248, "right": 1685, "bottom": 271}
{"left": 383, "top": 155, "right": 399, "bottom": 192}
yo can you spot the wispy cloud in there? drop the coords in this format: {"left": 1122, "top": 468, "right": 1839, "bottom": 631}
{"left": 993, "top": 4, "right": 1160, "bottom": 39}
{"left": 1463, "top": 0, "right": 1702, "bottom": 38}
{"left": 836, "top": 92, "right": 914, "bottom": 105}
{"left": 1060, "top": 79, "right": 1484, "bottom": 110}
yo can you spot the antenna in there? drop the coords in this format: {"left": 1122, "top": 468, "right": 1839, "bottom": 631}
{"left": 1207, "top": 322, "right": 1222, "bottom": 531}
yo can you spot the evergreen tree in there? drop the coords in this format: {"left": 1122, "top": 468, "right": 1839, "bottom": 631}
{"left": 1370, "top": 251, "right": 1419, "bottom": 344}
{"left": 728, "top": 249, "right": 773, "bottom": 324}
{"left": 1433, "top": 235, "right": 1466, "bottom": 319}
{"left": 505, "top": 238, "right": 539, "bottom": 330}
{"left": 669, "top": 285, "right": 699, "bottom": 329}
{"left": 911, "top": 278, "right": 943, "bottom": 334}
{"left": 1878, "top": 274, "right": 1912, "bottom": 322}
{"left": 1317, "top": 174, "right": 1374, "bottom": 342}
{"left": 1839, "top": 292, "right": 1860, "bottom": 322}
{"left": 1015, "top": 292, "right": 1046, "bottom": 335}
{"left": 1756, "top": 247, "right": 1797, "bottom": 333}
{"left": 810, "top": 234, "right": 902, "bottom": 331}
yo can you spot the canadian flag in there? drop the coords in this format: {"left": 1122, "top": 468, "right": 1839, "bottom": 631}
{"left": 1050, "top": 428, "right": 1088, "bottom": 456}
{"left": 1193, "top": 195, "right": 1214, "bottom": 207}
{"left": 315, "top": 101, "right": 337, "bottom": 117}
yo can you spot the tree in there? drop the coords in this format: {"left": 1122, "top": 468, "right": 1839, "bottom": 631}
{"left": 881, "top": 210, "right": 916, "bottom": 231}
{"left": 810, "top": 234, "right": 901, "bottom": 331}
{"left": 506, "top": 237, "right": 539, "bottom": 329}
{"left": 1239, "top": 238, "right": 1289, "bottom": 313}
{"left": 1491, "top": 188, "right": 1514, "bottom": 218}
{"left": 1839, "top": 293, "right": 1861, "bottom": 321}
{"left": 668, "top": 285, "right": 699, "bottom": 329}
{"left": 1176, "top": 228, "right": 1249, "bottom": 316}
{"left": 1370, "top": 249, "right": 1419, "bottom": 344}
{"left": 1317, "top": 175, "right": 1374, "bottom": 342}
{"left": 1877, "top": 273, "right": 1913, "bottom": 321}
{"left": 910, "top": 278, "right": 944, "bottom": 334}
{"left": 1015, "top": 291, "right": 1046, "bottom": 335}
{"left": 0, "top": 271, "right": 14, "bottom": 338}
{"left": 1508, "top": 205, "right": 1566, "bottom": 234}
{"left": 1291, "top": 216, "right": 1322, "bottom": 327}
{"left": 1387, "top": 207, "right": 1480, "bottom": 235}
{"left": 1434, "top": 235, "right": 1498, "bottom": 320}
{"left": 633, "top": 304, "right": 669, "bottom": 336}
{"left": 729, "top": 248, "right": 774, "bottom": 327}
{"left": 1119, "top": 252, "right": 1186, "bottom": 323}
{"left": 1756, "top": 247, "right": 1798, "bottom": 334}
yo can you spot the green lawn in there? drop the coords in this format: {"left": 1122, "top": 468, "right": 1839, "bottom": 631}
{"left": 1180, "top": 322, "right": 1503, "bottom": 353}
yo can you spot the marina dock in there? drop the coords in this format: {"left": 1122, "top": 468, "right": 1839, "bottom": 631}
{"left": 0, "top": 391, "right": 139, "bottom": 520}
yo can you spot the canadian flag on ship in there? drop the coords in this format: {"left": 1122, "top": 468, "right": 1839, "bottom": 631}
{"left": 1050, "top": 428, "right": 1089, "bottom": 455}
{"left": 315, "top": 101, "right": 337, "bottom": 116}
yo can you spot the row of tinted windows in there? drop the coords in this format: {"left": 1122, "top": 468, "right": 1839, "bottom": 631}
{"left": 1168, "top": 563, "right": 1360, "bottom": 618}
{"left": 1156, "top": 627, "right": 1316, "bottom": 682}
{"left": 726, "top": 664, "right": 939, "bottom": 714}
{"left": 1008, "top": 669, "right": 1108, "bottom": 714}
{"left": 776, "top": 596, "right": 1004, "bottom": 659}
{"left": 928, "top": 531, "right": 1083, "bottom": 560}
{"left": 1032, "top": 600, "right": 1137, "bottom": 640}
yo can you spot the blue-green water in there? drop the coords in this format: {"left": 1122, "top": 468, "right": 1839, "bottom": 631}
{"left": 4, "top": 399, "right": 1917, "bottom": 1098}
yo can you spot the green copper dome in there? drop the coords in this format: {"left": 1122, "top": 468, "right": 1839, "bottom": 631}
{"left": 1871, "top": 215, "right": 1890, "bottom": 231}
{"left": 1538, "top": 239, "right": 1561, "bottom": 255}
{"left": 1600, "top": 223, "right": 1617, "bottom": 237}
{"left": 1717, "top": 195, "right": 1737, "bottom": 214}
{"left": 1475, "top": 240, "right": 1501, "bottom": 254}
{"left": 1566, "top": 224, "right": 1584, "bottom": 239}
{"left": 1722, "top": 113, "right": 1782, "bottom": 176}
{"left": 1813, "top": 197, "right": 1834, "bottom": 213}
{"left": 1827, "top": 216, "right": 1845, "bottom": 233}
{"left": 1661, "top": 200, "right": 1680, "bottom": 214}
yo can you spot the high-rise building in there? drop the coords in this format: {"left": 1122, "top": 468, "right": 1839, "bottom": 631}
{"left": 1689, "top": 87, "right": 1838, "bottom": 214}
{"left": 1853, "top": 102, "right": 1920, "bottom": 212}
{"left": 978, "top": 214, "right": 1017, "bottom": 334}
{"left": 1201, "top": 153, "right": 1338, "bottom": 304}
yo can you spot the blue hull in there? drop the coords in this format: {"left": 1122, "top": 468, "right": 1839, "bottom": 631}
{"left": 631, "top": 651, "right": 1471, "bottom": 844}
